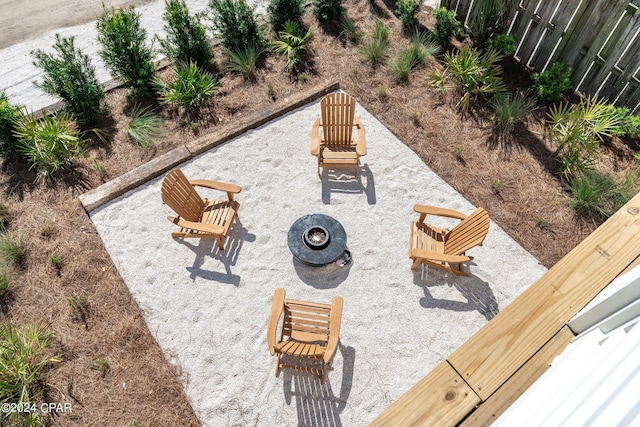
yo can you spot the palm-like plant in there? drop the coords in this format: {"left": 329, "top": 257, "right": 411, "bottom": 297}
{"left": 154, "top": 61, "right": 222, "bottom": 119}
{"left": 272, "top": 20, "right": 313, "bottom": 72}
{"left": 547, "top": 96, "right": 621, "bottom": 178}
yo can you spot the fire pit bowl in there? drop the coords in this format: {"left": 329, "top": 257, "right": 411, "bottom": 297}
{"left": 288, "top": 214, "right": 347, "bottom": 266}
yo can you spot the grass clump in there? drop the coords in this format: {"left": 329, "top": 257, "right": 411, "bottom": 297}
{"left": 360, "top": 20, "right": 389, "bottom": 69}
{"left": 389, "top": 34, "right": 439, "bottom": 82}
{"left": 0, "top": 231, "right": 26, "bottom": 268}
{"left": 159, "top": 0, "right": 215, "bottom": 71}
{"left": 125, "top": 105, "right": 166, "bottom": 148}
{"left": 565, "top": 169, "right": 634, "bottom": 221}
{"left": 340, "top": 16, "right": 362, "bottom": 45}
{"left": 31, "top": 35, "right": 107, "bottom": 124}
{"left": 491, "top": 91, "right": 534, "bottom": 135}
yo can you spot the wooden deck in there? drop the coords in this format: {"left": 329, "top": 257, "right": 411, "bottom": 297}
{"left": 371, "top": 192, "right": 640, "bottom": 426}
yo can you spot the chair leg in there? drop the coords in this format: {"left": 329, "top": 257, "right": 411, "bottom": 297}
{"left": 275, "top": 354, "right": 281, "bottom": 378}
{"left": 215, "top": 236, "right": 225, "bottom": 251}
{"left": 411, "top": 258, "right": 422, "bottom": 270}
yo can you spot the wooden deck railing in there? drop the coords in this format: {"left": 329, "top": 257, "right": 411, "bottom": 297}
{"left": 370, "top": 191, "right": 640, "bottom": 426}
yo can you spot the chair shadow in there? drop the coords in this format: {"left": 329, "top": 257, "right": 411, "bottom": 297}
{"left": 282, "top": 344, "right": 355, "bottom": 427}
{"left": 413, "top": 265, "right": 500, "bottom": 321}
{"left": 321, "top": 163, "right": 376, "bottom": 205}
{"left": 292, "top": 256, "right": 352, "bottom": 289}
{"left": 177, "top": 219, "right": 256, "bottom": 285}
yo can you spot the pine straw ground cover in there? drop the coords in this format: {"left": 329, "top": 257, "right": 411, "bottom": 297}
{"left": 1, "top": 0, "right": 639, "bottom": 425}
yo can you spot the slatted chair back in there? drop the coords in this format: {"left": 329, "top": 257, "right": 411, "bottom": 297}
{"left": 161, "top": 169, "right": 205, "bottom": 222}
{"left": 320, "top": 92, "right": 356, "bottom": 146}
{"left": 445, "top": 208, "right": 490, "bottom": 256}
{"left": 283, "top": 299, "right": 332, "bottom": 345}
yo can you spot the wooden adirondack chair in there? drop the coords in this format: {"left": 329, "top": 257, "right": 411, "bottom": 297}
{"left": 410, "top": 205, "right": 490, "bottom": 276}
{"left": 310, "top": 92, "right": 366, "bottom": 176}
{"left": 161, "top": 168, "right": 241, "bottom": 250}
{"left": 267, "top": 288, "right": 343, "bottom": 383}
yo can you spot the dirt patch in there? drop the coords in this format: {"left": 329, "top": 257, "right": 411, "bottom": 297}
{"left": 1, "top": 0, "right": 637, "bottom": 425}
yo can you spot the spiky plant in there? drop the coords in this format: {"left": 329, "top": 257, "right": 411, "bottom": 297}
{"left": 125, "top": 105, "right": 167, "bottom": 148}
{"left": 272, "top": 20, "right": 313, "bottom": 73}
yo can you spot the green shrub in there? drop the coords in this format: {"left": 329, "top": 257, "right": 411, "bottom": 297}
{"left": 532, "top": 62, "right": 572, "bottom": 103}
{"left": 0, "top": 322, "right": 60, "bottom": 426}
{"left": 433, "top": 7, "right": 463, "bottom": 47}
{"left": 226, "top": 44, "right": 260, "bottom": 78}
{"left": 268, "top": 0, "right": 305, "bottom": 34}
{"left": 623, "top": 114, "right": 640, "bottom": 139}
{"left": 159, "top": 0, "right": 215, "bottom": 71}
{"left": 313, "top": 0, "right": 344, "bottom": 23}
{"left": 96, "top": 6, "right": 156, "bottom": 99}
{"left": 429, "top": 46, "right": 506, "bottom": 113}
{"left": 272, "top": 20, "right": 313, "bottom": 72}
{"left": 0, "top": 92, "right": 22, "bottom": 158}
{"left": 491, "top": 91, "right": 534, "bottom": 135}
{"left": 209, "top": 0, "right": 264, "bottom": 55}
{"left": 154, "top": 61, "right": 222, "bottom": 119}
{"left": 395, "top": 0, "right": 422, "bottom": 30}
{"left": 359, "top": 19, "right": 390, "bottom": 69}
{"left": 547, "top": 96, "right": 620, "bottom": 178}
{"left": 31, "top": 35, "right": 107, "bottom": 125}
{"left": 566, "top": 169, "right": 632, "bottom": 221}
{"left": 14, "top": 111, "right": 85, "bottom": 183}
{"left": 125, "top": 105, "right": 167, "bottom": 148}
{"left": 489, "top": 32, "right": 516, "bottom": 56}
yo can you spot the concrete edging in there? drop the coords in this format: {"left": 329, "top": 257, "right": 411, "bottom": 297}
{"left": 79, "top": 80, "right": 340, "bottom": 213}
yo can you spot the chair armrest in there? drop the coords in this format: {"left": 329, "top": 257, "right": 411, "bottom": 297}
{"left": 413, "top": 204, "right": 468, "bottom": 223}
{"left": 167, "top": 216, "right": 225, "bottom": 235}
{"left": 267, "top": 288, "right": 286, "bottom": 356}
{"left": 324, "top": 295, "right": 343, "bottom": 364}
{"left": 190, "top": 179, "right": 241, "bottom": 201}
{"left": 354, "top": 118, "right": 366, "bottom": 157}
{"left": 310, "top": 118, "right": 321, "bottom": 156}
{"left": 410, "top": 248, "right": 472, "bottom": 264}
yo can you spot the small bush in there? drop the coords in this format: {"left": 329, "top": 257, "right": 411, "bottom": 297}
{"left": 313, "top": 0, "right": 344, "bottom": 23}
{"left": 14, "top": 111, "right": 85, "bottom": 183}
{"left": 209, "top": 0, "right": 264, "bottom": 55}
{"left": 272, "top": 20, "right": 313, "bottom": 73}
{"left": 226, "top": 44, "right": 260, "bottom": 78}
{"left": 0, "top": 322, "right": 60, "bottom": 426}
{"left": 433, "top": 7, "right": 463, "bottom": 47}
{"left": 0, "top": 92, "right": 22, "bottom": 158}
{"left": 359, "top": 20, "right": 389, "bottom": 69}
{"left": 154, "top": 61, "right": 222, "bottom": 118}
{"left": 532, "top": 62, "right": 572, "bottom": 103}
{"left": 268, "top": 0, "right": 305, "bottom": 34}
{"left": 159, "top": 0, "right": 215, "bottom": 71}
{"left": 395, "top": 0, "right": 422, "bottom": 30}
{"left": 489, "top": 33, "right": 516, "bottom": 56}
{"left": 491, "top": 91, "right": 534, "bottom": 135}
{"left": 126, "top": 105, "right": 167, "bottom": 148}
{"left": 0, "top": 231, "right": 26, "bottom": 268}
{"left": 97, "top": 6, "right": 156, "bottom": 99}
{"left": 31, "top": 34, "right": 107, "bottom": 124}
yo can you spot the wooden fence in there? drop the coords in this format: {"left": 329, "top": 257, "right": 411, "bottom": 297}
{"left": 441, "top": 0, "right": 640, "bottom": 113}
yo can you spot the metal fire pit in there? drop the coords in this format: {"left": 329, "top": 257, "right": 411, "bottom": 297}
{"left": 287, "top": 214, "right": 347, "bottom": 266}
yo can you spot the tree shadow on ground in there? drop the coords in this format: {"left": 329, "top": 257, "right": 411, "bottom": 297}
{"left": 282, "top": 343, "right": 355, "bottom": 427}
{"left": 178, "top": 219, "right": 255, "bottom": 284}
{"left": 321, "top": 163, "right": 376, "bottom": 205}
{"left": 413, "top": 265, "right": 499, "bottom": 321}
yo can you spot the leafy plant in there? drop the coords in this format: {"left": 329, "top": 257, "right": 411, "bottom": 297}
{"left": 0, "top": 322, "right": 60, "bottom": 426}
{"left": 268, "top": 0, "right": 305, "bottom": 34}
{"left": 31, "top": 35, "right": 107, "bottom": 124}
{"left": 48, "top": 255, "right": 63, "bottom": 270}
{"left": 159, "top": 0, "right": 215, "bottom": 71}
{"left": 0, "top": 92, "right": 24, "bottom": 158}
{"left": 469, "top": 0, "right": 517, "bottom": 46}
{"left": 313, "top": 0, "right": 344, "bottom": 23}
{"left": 0, "top": 231, "right": 26, "bottom": 268}
{"left": 489, "top": 32, "right": 516, "bottom": 56}
{"left": 359, "top": 19, "right": 389, "bottom": 69}
{"left": 226, "top": 44, "right": 260, "bottom": 78}
{"left": 90, "top": 358, "right": 111, "bottom": 378}
{"left": 411, "top": 111, "right": 422, "bottom": 126}
{"left": 154, "top": 61, "right": 222, "bottom": 119}
{"left": 125, "top": 105, "right": 166, "bottom": 148}
{"left": 491, "top": 179, "right": 503, "bottom": 192}
{"left": 14, "top": 111, "right": 85, "bottom": 183}
{"left": 208, "top": 0, "right": 264, "bottom": 55}
{"left": 272, "top": 20, "right": 313, "bottom": 73}
{"left": 430, "top": 46, "right": 506, "bottom": 113}
{"left": 340, "top": 16, "right": 362, "bottom": 45}
{"left": 389, "top": 35, "right": 439, "bottom": 82}
{"left": 453, "top": 144, "right": 464, "bottom": 159}
{"left": 96, "top": 6, "right": 156, "bottom": 99}
{"left": 546, "top": 96, "right": 620, "bottom": 178}
{"left": 395, "top": 0, "right": 422, "bottom": 30}
{"left": 92, "top": 158, "right": 107, "bottom": 173}
{"left": 565, "top": 170, "right": 630, "bottom": 221}
{"left": 491, "top": 91, "right": 534, "bottom": 135}
{"left": 532, "top": 62, "right": 572, "bottom": 104}
{"left": 433, "top": 7, "right": 463, "bottom": 47}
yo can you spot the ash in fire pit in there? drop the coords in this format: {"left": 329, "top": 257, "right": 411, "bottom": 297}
{"left": 288, "top": 214, "right": 347, "bottom": 266}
